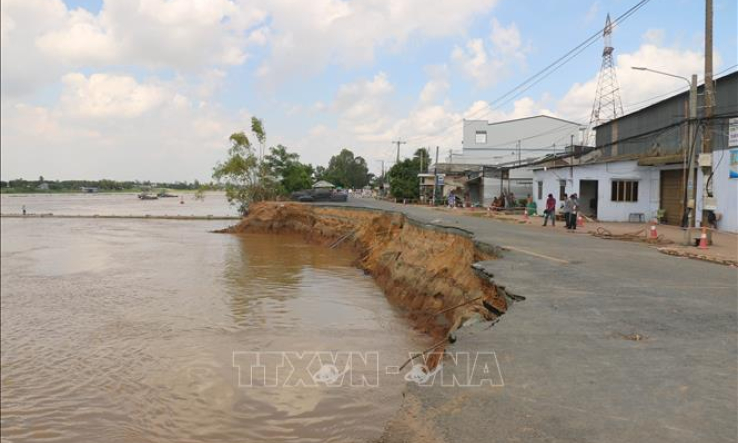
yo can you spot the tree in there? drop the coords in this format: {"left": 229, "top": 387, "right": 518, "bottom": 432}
{"left": 414, "top": 148, "right": 430, "bottom": 173}
{"left": 213, "top": 131, "right": 278, "bottom": 215}
{"left": 264, "top": 144, "right": 314, "bottom": 194}
{"left": 387, "top": 159, "right": 419, "bottom": 200}
{"left": 264, "top": 145, "right": 299, "bottom": 175}
{"left": 387, "top": 148, "right": 430, "bottom": 200}
{"left": 251, "top": 117, "right": 266, "bottom": 159}
{"left": 324, "top": 149, "right": 370, "bottom": 189}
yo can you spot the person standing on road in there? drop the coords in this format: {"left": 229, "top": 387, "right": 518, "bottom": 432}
{"left": 22, "top": 205, "right": 26, "bottom": 216}
{"left": 565, "top": 193, "right": 580, "bottom": 230}
{"left": 561, "top": 194, "right": 571, "bottom": 228}
{"left": 447, "top": 192, "right": 456, "bottom": 209}
{"left": 543, "top": 194, "right": 556, "bottom": 226}
{"left": 570, "top": 193, "right": 580, "bottom": 230}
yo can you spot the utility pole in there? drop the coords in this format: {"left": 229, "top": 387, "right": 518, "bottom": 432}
{"left": 392, "top": 140, "right": 406, "bottom": 163}
{"left": 699, "top": 0, "right": 714, "bottom": 227}
{"left": 688, "top": 74, "right": 699, "bottom": 226}
{"left": 416, "top": 148, "right": 425, "bottom": 203}
{"left": 516, "top": 140, "right": 521, "bottom": 165}
{"left": 433, "top": 146, "right": 439, "bottom": 206}
{"left": 448, "top": 149, "right": 453, "bottom": 164}
{"left": 703, "top": 0, "right": 714, "bottom": 156}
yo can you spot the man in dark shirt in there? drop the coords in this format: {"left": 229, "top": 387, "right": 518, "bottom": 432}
{"left": 543, "top": 194, "right": 556, "bottom": 226}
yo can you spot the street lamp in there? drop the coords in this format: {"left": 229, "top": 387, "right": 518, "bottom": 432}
{"left": 631, "top": 66, "right": 693, "bottom": 88}
{"left": 631, "top": 66, "right": 698, "bottom": 227}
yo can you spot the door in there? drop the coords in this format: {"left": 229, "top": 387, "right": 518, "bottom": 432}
{"left": 579, "top": 180, "right": 598, "bottom": 218}
{"left": 660, "top": 169, "right": 684, "bottom": 226}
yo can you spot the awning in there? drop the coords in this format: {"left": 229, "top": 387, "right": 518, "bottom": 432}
{"left": 637, "top": 154, "right": 684, "bottom": 166}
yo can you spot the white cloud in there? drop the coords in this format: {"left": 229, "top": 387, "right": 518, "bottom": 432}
{"left": 1, "top": 0, "right": 267, "bottom": 97}
{"left": 36, "top": 8, "right": 117, "bottom": 64}
{"left": 0, "top": 0, "right": 68, "bottom": 97}
{"left": 452, "top": 18, "right": 527, "bottom": 88}
{"left": 419, "top": 65, "right": 450, "bottom": 105}
{"left": 39, "top": 0, "right": 265, "bottom": 68}
{"left": 1, "top": 73, "right": 253, "bottom": 181}
{"left": 490, "top": 18, "right": 523, "bottom": 58}
{"left": 255, "top": 0, "right": 499, "bottom": 85}
{"left": 332, "top": 72, "right": 394, "bottom": 134}
{"left": 60, "top": 73, "right": 167, "bottom": 118}
{"left": 452, "top": 39, "right": 501, "bottom": 88}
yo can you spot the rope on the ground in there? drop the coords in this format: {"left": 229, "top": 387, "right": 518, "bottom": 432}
{"left": 590, "top": 226, "right": 672, "bottom": 244}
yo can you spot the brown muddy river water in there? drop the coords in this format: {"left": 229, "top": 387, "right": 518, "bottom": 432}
{"left": 0, "top": 195, "right": 429, "bottom": 442}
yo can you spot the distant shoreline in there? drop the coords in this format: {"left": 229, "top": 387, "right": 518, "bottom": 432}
{"left": 0, "top": 189, "right": 216, "bottom": 196}
{"left": 0, "top": 213, "right": 240, "bottom": 220}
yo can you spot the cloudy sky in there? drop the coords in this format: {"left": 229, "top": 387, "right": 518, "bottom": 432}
{"left": 1, "top": 0, "right": 736, "bottom": 182}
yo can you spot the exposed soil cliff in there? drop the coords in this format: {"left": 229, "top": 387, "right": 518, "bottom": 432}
{"left": 223, "top": 203, "right": 509, "bottom": 347}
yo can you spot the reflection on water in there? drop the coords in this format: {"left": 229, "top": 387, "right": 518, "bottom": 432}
{"left": 1, "top": 217, "right": 428, "bottom": 442}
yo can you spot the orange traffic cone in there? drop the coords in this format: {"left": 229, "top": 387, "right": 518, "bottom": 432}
{"left": 649, "top": 220, "right": 658, "bottom": 239}
{"left": 698, "top": 226, "right": 709, "bottom": 249}
{"left": 577, "top": 214, "right": 584, "bottom": 228}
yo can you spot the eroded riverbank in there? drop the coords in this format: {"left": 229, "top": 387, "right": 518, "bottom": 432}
{"left": 222, "top": 203, "right": 513, "bottom": 358}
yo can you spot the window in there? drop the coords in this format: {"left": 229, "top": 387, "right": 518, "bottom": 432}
{"left": 559, "top": 180, "right": 566, "bottom": 201}
{"left": 611, "top": 180, "right": 639, "bottom": 202}
{"left": 475, "top": 131, "right": 487, "bottom": 144}
{"left": 537, "top": 181, "right": 543, "bottom": 200}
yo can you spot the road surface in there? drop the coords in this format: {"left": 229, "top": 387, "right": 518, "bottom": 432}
{"left": 327, "top": 199, "right": 737, "bottom": 443}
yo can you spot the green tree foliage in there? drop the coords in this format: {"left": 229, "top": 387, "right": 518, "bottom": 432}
{"left": 387, "top": 148, "right": 430, "bottom": 200}
{"left": 251, "top": 117, "right": 266, "bottom": 158}
{"left": 415, "top": 148, "right": 430, "bottom": 173}
{"left": 264, "top": 145, "right": 314, "bottom": 194}
{"left": 212, "top": 131, "right": 278, "bottom": 214}
{"left": 323, "top": 149, "right": 370, "bottom": 189}
{"left": 1, "top": 178, "right": 208, "bottom": 193}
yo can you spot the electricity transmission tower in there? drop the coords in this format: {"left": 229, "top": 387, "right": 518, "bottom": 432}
{"left": 587, "top": 14, "right": 624, "bottom": 145}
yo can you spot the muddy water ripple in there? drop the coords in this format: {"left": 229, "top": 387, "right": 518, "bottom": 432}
{"left": 1, "top": 215, "right": 428, "bottom": 442}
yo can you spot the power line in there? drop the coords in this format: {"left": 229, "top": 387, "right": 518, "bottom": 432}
{"left": 404, "top": 0, "right": 653, "bottom": 145}
{"left": 407, "top": 66, "right": 738, "bottom": 165}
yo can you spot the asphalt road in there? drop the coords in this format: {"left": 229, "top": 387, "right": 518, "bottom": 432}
{"left": 326, "top": 198, "right": 737, "bottom": 443}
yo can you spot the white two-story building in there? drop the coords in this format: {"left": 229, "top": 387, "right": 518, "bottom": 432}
{"left": 448, "top": 115, "right": 584, "bottom": 205}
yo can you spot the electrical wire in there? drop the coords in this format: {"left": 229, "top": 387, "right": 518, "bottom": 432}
{"left": 402, "top": 0, "right": 654, "bottom": 146}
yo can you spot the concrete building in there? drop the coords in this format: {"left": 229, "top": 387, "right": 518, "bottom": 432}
{"left": 531, "top": 71, "right": 738, "bottom": 232}
{"left": 449, "top": 116, "right": 584, "bottom": 205}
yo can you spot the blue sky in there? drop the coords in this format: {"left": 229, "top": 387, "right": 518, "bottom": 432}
{"left": 1, "top": 0, "right": 736, "bottom": 181}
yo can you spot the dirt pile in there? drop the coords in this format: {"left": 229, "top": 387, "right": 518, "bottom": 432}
{"left": 223, "top": 202, "right": 509, "bottom": 341}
